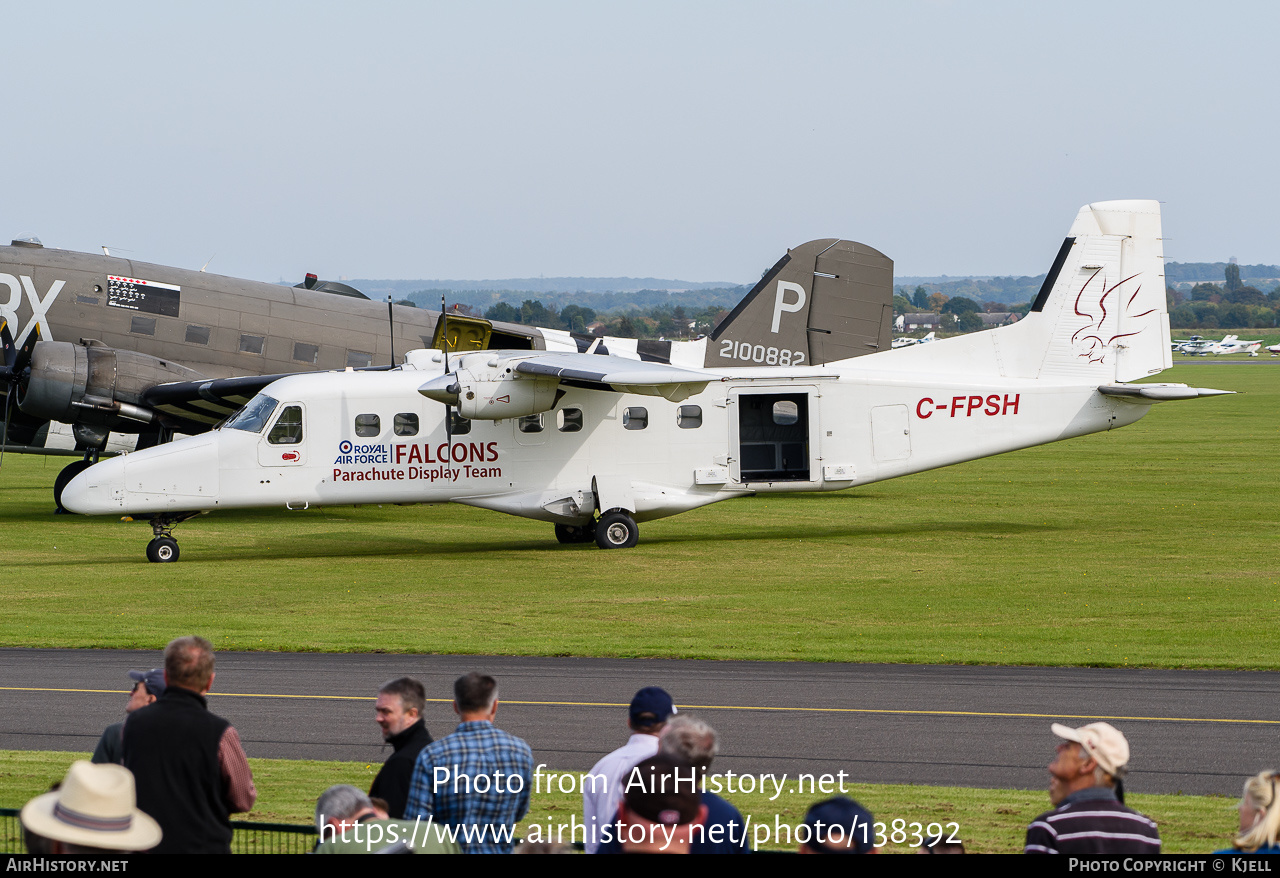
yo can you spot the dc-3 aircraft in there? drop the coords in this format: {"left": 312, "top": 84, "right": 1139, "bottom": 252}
{"left": 62, "top": 200, "right": 1232, "bottom": 562}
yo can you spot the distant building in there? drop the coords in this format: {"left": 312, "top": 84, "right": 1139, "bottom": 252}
{"left": 897, "top": 312, "right": 944, "bottom": 331}
{"left": 980, "top": 312, "right": 1019, "bottom": 326}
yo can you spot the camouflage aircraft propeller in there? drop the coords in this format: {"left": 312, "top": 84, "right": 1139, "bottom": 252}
{"left": 0, "top": 321, "right": 39, "bottom": 467}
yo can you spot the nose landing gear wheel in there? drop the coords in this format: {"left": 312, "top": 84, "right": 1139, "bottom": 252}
{"left": 146, "top": 536, "right": 180, "bottom": 563}
{"left": 595, "top": 511, "right": 638, "bottom": 549}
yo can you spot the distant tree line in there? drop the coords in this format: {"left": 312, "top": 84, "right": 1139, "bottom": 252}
{"left": 397, "top": 262, "right": 1280, "bottom": 340}
{"left": 474, "top": 298, "right": 729, "bottom": 339}
{"left": 1166, "top": 268, "right": 1280, "bottom": 328}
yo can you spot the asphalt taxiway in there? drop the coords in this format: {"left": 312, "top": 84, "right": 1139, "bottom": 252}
{"left": 1, "top": 649, "right": 1274, "bottom": 796}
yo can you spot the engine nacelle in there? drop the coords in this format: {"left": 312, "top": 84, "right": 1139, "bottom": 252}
{"left": 17, "top": 341, "right": 205, "bottom": 429}
{"left": 419, "top": 367, "right": 560, "bottom": 420}
{"left": 455, "top": 370, "right": 560, "bottom": 420}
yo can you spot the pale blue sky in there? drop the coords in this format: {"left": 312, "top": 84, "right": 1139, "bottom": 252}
{"left": 4, "top": 1, "right": 1276, "bottom": 284}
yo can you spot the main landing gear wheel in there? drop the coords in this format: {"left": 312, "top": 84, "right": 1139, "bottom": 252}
{"left": 595, "top": 511, "right": 639, "bottom": 549}
{"left": 554, "top": 524, "right": 595, "bottom": 544}
{"left": 53, "top": 459, "right": 95, "bottom": 514}
{"left": 146, "top": 537, "right": 180, "bottom": 563}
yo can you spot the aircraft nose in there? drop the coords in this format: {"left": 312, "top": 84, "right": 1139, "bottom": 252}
{"left": 61, "top": 458, "right": 126, "bottom": 515}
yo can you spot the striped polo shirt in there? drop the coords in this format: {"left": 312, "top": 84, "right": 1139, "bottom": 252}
{"left": 1025, "top": 787, "right": 1161, "bottom": 855}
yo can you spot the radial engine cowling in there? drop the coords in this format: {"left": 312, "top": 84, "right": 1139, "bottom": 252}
{"left": 419, "top": 368, "right": 560, "bottom": 420}
{"left": 17, "top": 341, "right": 205, "bottom": 427}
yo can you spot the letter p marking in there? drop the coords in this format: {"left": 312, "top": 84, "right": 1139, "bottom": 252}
{"left": 771, "top": 281, "right": 806, "bottom": 334}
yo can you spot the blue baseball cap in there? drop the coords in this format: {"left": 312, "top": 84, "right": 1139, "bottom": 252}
{"left": 128, "top": 669, "right": 166, "bottom": 698}
{"left": 802, "top": 797, "right": 876, "bottom": 854}
{"left": 629, "top": 686, "right": 676, "bottom": 725}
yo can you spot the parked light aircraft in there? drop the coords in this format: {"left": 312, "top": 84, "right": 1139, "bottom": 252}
{"left": 1172, "top": 334, "right": 1262, "bottom": 356}
{"left": 892, "top": 331, "right": 936, "bottom": 348}
{"left": 63, "top": 201, "right": 1232, "bottom": 562}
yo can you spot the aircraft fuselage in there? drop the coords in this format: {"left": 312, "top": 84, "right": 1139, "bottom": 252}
{"left": 63, "top": 352, "right": 1147, "bottom": 525}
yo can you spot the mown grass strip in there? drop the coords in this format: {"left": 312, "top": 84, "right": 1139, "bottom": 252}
{"left": 0, "top": 364, "right": 1273, "bottom": 668}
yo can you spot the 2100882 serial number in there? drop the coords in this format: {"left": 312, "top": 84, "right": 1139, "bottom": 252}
{"left": 719, "top": 339, "right": 806, "bottom": 366}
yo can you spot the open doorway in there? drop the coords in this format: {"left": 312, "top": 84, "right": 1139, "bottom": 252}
{"left": 737, "top": 393, "right": 810, "bottom": 482}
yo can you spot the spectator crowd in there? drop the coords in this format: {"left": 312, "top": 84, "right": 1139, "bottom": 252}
{"left": 18, "top": 636, "right": 1280, "bottom": 856}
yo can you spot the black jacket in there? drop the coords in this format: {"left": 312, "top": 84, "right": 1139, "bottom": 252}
{"left": 369, "top": 719, "right": 433, "bottom": 818}
{"left": 122, "top": 686, "right": 233, "bottom": 854}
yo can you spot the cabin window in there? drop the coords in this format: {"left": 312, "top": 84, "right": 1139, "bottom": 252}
{"left": 130, "top": 316, "right": 156, "bottom": 336}
{"left": 773, "top": 400, "right": 799, "bottom": 425}
{"left": 240, "top": 334, "right": 265, "bottom": 355}
{"left": 518, "top": 414, "right": 544, "bottom": 434}
{"left": 355, "top": 414, "right": 380, "bottom": 437}
{"left": 449, "top": 412, "right": 471, "bottom": 435}
{"left": 623, "top": 407, "right": 648, "bottom": 430}
{"left": 185, "top": 325, "right": 210, "bottom": 345}
{"left": 224, "top": 394, "right": 278, "bottom": 434}
{"left": 293, "top": 342, "right": 319, "bottom": 364}
{"left": 558, "top": 408, "right": 583, "bottom": 432}
{"left": 678, "top": 405, "right": 702, "bottom": 429}
{"left": 394, "top": 413, "right": 419, "bottom": 436}
{"left": 267, "top": 406, "right": 304, "bottom": 445}
{"left": 346, "top": 350, "right": 373, "bottom": 368}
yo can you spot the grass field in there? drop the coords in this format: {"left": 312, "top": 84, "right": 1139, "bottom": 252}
{"left": 0, "top": 364, "right": 1274, "bottom": 668}
{"left": 0, "top": 750, "right": 1239, "bottom": 854}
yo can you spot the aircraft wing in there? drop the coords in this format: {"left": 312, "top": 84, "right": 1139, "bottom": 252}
{"left": 511, "top": 352, "right": 715, "bottom": 401}
{"left": 144, "top": 367, "right": 395, "bottom": 430}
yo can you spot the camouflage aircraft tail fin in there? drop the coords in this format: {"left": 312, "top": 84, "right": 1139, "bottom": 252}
{"left": 704, "top": 239, "right": 892, "bottom": 369}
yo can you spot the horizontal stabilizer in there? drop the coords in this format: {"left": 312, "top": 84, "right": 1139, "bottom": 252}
{"left": 1098, "top": 383, "right": 1235, "bottom": 403}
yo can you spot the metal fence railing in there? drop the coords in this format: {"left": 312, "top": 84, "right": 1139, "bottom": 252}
{"left": 0, "top": 808, "right": 317, "bottom": 855}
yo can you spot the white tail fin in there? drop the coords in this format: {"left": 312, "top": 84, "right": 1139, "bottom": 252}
{"left": 1024, "top": 200, "right": 1171, "bottom": 381}
{"left": 872, "top": 200, "right": 1172, "bottom": 382}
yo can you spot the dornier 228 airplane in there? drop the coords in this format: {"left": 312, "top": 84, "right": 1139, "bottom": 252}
{"left": 63, "top": 201, "right": 1231, "bottom": 562}
{"left": 0, "top": 236, "right": 623, "bottom": 509}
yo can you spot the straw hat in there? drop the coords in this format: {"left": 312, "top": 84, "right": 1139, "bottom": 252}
{"left": 20, "top": 761, "right": 162, "bottom": 851}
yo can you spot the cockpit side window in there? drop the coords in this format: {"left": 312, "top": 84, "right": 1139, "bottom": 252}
{"left": 267, "top": 405, "right": 304, "bottom": 445}
{"left": 224, "top": 394, "right": 279, "bottom": 434}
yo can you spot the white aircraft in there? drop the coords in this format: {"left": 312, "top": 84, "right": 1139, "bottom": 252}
{"left": 1173, "top": 334, "right": 1262, "bottom": 356}
{"left": 63, "top": 200, "right": 1232, "bottom": 562}
{"left": 891, "top": 331, "right": 936, "bottom": 348}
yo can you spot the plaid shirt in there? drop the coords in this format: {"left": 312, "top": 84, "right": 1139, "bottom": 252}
{"left": 405, "top": 720, "right": 533, "bottom": 854}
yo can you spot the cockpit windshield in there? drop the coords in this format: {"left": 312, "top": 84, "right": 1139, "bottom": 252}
{"left": 223, "top": 394, "right": 279, "bottom": 434}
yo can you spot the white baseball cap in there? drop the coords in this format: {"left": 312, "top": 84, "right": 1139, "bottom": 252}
{"left": 1051, "top": 722, "right": 1130, "bottom": 777}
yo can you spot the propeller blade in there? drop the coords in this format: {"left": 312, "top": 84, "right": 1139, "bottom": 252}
{"left": 14, "top": 325, "right": 39, "bottom": 376}
{"left": 439, "top": 294, "right": 453, "bottom": 453}
{"left": 1, "top": 390, "right": 12, "bottom": 469}
{"left": 0, "top": 320, "right": 14, "bottom": 371}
